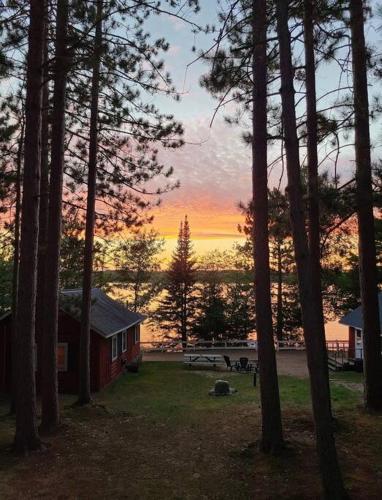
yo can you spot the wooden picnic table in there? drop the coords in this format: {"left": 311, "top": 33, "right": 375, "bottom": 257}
{"left": 183, "top": 353, "right": 224, "bottom": 368}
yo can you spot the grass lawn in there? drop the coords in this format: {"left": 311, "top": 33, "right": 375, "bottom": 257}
{"left": 0, "top": 363, "right": 381, "bottom": 499}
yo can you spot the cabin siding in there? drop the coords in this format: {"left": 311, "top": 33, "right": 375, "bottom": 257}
{"left": 128, "top": 324, "right": 141, "bottom": 360}
{"left": 106, "top": 325, "right": 141, "bottom": 386}
{"left": 0, "top": 310, "right": 141, "bottom": 394}
{"left": 99, "top": 337, "right": 111, "bottom": 389}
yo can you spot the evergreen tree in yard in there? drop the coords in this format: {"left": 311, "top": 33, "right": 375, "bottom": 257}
{"left": 40, "top": 0, "right": 70, "bottom": 433}
{"left": 276, "top": 0, "right": 345, "bottom": 495}
{"left": 193, "top": 280, "right": 227, "bottom": 341}
{"left": 78, "top": 0, "right": 103, "bottom": 407}
{"left": 194, "top": 249, "right": 255, "bottom": 341}
{"left": 155, "top": 217, "right": 196, "bottom": 345}
{"left": 350, "top": 0, "right": 382, "bottom": 412}
{"left": 14, "top": 0, "right": 46, "bottom": 453}
{"left": 224, "top": 280, "right": 255, "bottom": 340}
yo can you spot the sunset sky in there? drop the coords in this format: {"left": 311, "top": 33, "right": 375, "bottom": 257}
{"left": 141, "top": 1, "right": 382, "bottom": 256}
{"left": 143, "top": 2, "right": 251, "bottom": 253}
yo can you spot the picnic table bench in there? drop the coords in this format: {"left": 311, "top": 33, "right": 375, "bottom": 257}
{"left": 183, "top": 353, "right": 225, "bottom": 368}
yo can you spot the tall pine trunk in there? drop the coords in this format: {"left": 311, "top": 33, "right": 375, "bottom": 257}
{"left": 252, "top": 0, "right": 283, "bottom": 453}
{"left": 276, "top": 1, "right": 346, "bottom": 497}
{"left": 36, "top": 23, "right": 50, "bottom": 405}
{"left": 303, "top": 0, "right": 322, "bottom": 300}
{"left": 13, "top": 0, "right": 46, "bottom": 453}
{"left": 40, "top": 0, "right": 70, "bottom": 431}
{"left": 350, "top": 0, "right": 382, "bottom": 411}
{"left": 78, "top": 0, "right": 103, "bottom": 405}
{"left": 10, "top": 120, "right": 24, "bottom": 414}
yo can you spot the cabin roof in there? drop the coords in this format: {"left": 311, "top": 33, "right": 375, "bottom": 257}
{"left": 0, "top": 288, "right": 145, "bottom": 339}
{"left": 60, "top": 288, "right": 145, "bottom": 338}
{"left": 339, "top": 293, "right": 382, "bottom": 330}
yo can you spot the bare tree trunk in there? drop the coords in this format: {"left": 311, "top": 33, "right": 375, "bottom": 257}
{"left": 11, "top": 125, "right": 24, "bottom": 325}
{"left": 276, "top": 1, "right": 346, "bottom": 497}
{"left": 36, "top": 22, "right": 50, "bottom": 405}
{"left": 10, "top": 120, "right": 24, "bottom": 414}
{"left": 303, "top": 0, "right": 323, "bottom": 302}
{"left": 13, "top": 0, "right": 46, "bottom": 453}
{"left": 303, "top": 0, "right": 336, "bottom": 423}
{"left": 252, "top": 0, "right": 283, "bottom": 453}
{"left": 350, "top": 0, "right": 382, "bottom": 411}
{"left": 40, "top": 0, "right": 70, "bottom": 432}
{"left": 78, "top": 0, "right": 103, "bottom": 405}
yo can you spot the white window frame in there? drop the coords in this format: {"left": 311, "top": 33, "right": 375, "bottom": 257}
{"left": 111, "top": 335, "right": 118, "bottom": 361}
{"left": 122, "top": 330, "right": 127, "bottom": 352}
{"left": 57, "top": 343, "right": 68, "bottom": 372}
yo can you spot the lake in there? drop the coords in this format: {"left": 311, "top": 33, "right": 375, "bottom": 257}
{"left": 111, "top": 284, "right": 349, "bottom": 344}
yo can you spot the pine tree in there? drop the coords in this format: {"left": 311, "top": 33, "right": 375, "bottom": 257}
{"left": 201, "top": 0, "right": 284, "bottom": 453}
{"left": 155, "top": 216, "right": 196, "bottom": 345}
{"left": 350, "top": 0, "right": 382, "bottom": 412}
{"left": 251, "top": 0, "right": 283, "bottom": 453}
{"left": 13, "top": 0, "right": 46, "bottom": 453}
{"left": 193, "top": 279, "right": 227, "bottom": 341}
{"left": 40, "top": 0, "right": 70, "bottom": 431}
{"left": 78, "top": 0, "right": 103, "bottom": 406}
{"left": 276, "top": 0, "right": 346, "bottom": 496}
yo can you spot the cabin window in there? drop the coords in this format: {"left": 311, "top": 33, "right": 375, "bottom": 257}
{"left": 122, "top": 330, "right": 127, "bottom": 352}
{"left": 356, "top": 329, "right": 362, "bottom": 340}
{"left": 134, "top": 325, "right": 140, "bottom": 344}
{"left": 57, "top": 343, "right": 68, "bottom": 372}
{"left": 111, "top": 336, "right": 118, "bottom": 361}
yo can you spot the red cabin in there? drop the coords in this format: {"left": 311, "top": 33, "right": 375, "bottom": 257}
{"left": 0, "top": 288, "right": 144, "bottom": 393}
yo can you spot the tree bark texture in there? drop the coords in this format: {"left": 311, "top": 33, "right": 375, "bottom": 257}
{"left": 36, "top": 18, "right": 50, "bottom": 413}
{"left": 276, "top": 1, "right": 346, "bottom": 497}
{"left": 41, "top": 0, "right": 70, "bottom": 431}
{"left": 252, "top": 0, "right": 283, "bottom": 453}
{"left": 14, "top": 0, "right": 46, "bottom": 453}
{"left": 350, "top": 0, "right": 382, "bottom": 411}
{"left": 303, "top": 0, "right": 323, "bottom": 302}
{"left": 10, "top": 120, "right": 24, "bottom": 415}
{"left": 78, "top": 0, "right": 103, "bottom": 405}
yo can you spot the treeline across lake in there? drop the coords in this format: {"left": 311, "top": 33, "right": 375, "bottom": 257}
{"left": 101, "top": 215, "right": 374, "bottom": 343}
{"left": 0, "top": 208, "right": 371, "bottom": 344}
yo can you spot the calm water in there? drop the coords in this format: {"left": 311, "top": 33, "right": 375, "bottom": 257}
{"left": 110, "top": 285, "right": 349, "bottom": 344}
{"left": 139, "top": 319, "right": 348, "bottom": 343}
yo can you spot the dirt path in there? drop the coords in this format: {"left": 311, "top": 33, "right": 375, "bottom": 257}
{"left": 2, "top": 397, "right": 380, "bottom": 499}
{"left": 144, "top": 349, "right": 310, "bottom": 378}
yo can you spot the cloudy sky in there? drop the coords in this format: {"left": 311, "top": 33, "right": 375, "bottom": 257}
{"left": 141, "top": 0, "right": 382, "bottom": 255}
{"left": 142, "top": 1, "right": 253, "bottom": 252}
